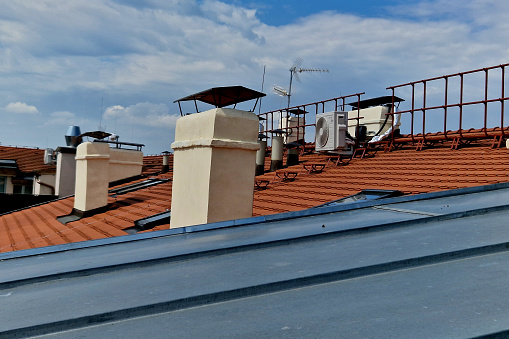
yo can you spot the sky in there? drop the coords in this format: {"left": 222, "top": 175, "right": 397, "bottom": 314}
{"left": 1, "top": 0, "right": 509, "bottom": 154}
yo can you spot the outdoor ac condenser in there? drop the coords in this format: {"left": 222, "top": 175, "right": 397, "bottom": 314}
{"left": 315, "top": 111, "right": 349, "bottom": 152}
{"left": 44, "top": 148, "right": 56, "bottom": 165}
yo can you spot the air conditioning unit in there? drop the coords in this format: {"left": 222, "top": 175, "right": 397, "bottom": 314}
{"left": 315, "top": 111, "right": 351, "bottom": 153}
{"left": 44, "top": 148, "right": 56, "bottom": 165}
{"left": 279, "top": 116, "right": 305, "bottom": 143}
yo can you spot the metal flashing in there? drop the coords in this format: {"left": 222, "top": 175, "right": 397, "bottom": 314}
{"left": 109, "top": 178, "right": 170, "bottom": 196}
{"left": 126, "top": 210, "right": 172, "bottom": 234}
{"left": 0, "top": 228, "right": 181, "bottom": 261}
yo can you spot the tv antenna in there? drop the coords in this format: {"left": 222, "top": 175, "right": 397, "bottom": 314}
{"left": 273, "top": 58, "right": 328, "bottom": 108}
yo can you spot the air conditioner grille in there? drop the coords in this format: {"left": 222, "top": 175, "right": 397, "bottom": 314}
{"left": 316, "top": 117, "right": 329, "bottom": 148}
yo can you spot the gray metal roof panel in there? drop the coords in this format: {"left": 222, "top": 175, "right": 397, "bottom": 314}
{"left": 3, "top": 183, "right": 509, "bottom": 337}
{"left": 54, "top": 251, "right": 509, "bottom": 339}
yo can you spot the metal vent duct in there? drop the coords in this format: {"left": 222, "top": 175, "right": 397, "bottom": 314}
{"left": 65, "top": 126, "right": 82, "bottom": 147}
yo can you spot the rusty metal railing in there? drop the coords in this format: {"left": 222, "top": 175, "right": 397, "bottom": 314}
{"left": 387, "top": 63, "right": 509, "bottom": 145}
{"left": 258, "top": 93, "right": 364, "bottom": 145}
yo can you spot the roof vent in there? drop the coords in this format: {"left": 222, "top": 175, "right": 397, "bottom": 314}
{"left": 65, "top": 126, "right": 82, "bottom": 147}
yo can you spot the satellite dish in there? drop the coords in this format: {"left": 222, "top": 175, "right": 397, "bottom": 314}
{"left": 316, "top": 117, "right": 329, "bottom": 148}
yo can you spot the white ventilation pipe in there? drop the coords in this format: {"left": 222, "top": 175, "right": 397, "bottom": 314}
{"left": 270, "top": 133, "right": 284, "bottom": 171}
{"left": 162, "top": 151, "right": 171, "bottom": 173}
{"left": 256, "top": 139, "right": 267, "bottom": 175}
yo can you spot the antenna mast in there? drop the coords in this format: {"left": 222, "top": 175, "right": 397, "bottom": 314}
{"left": 273, "top": 59, "right": 329, "bottom": 108}
{"left": 99, "top": 97, "right": 104, "bottom": 131}
{"left": 258, "top": 65, "right": 266, "bottom": 115}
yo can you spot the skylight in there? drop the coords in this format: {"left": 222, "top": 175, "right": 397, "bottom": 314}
{"left": 315, "top": 189, "right": 404, "bottom": 208}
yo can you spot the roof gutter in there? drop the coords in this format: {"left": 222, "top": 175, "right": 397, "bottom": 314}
{"left": 36, "top": 177, "right": 55, "bottom": 195}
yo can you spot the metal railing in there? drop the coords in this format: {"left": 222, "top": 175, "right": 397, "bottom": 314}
{"left": 387, "top": 63, "right": 509, "bottom": 144}
{"left": 258, "top": 93, "right": 364, "bottom": 145}
{"left": 94, "top": 139, "right": 144, "bottom": 151}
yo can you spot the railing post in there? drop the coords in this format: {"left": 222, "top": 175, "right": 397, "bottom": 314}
{"left": 422, "top": 81, "right": 427, "bottom": 141}
{"left": 444, "top": 77, "right": 449, "bottom": 139}
{"left": 484, "top": 68, "right": 489, "bottom": 137}
{"left": 459, "top": 74, "right": 464, "bottom": 139}
{"left": 391, "top": 88, "right": 396, "bottom": 139}
{"left": 502, "top": 65, "right": 506, "bottom": 138}
{"left": 411, "top": 83, "right": 416, "bottom": 142}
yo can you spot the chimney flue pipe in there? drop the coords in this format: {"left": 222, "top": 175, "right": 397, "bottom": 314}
{"left": 270, "top": 130, "right": 284, "bottom": 171}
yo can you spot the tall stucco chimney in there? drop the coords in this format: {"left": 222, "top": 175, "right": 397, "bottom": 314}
{"left": 170, "top": 108, "right": 259, "bottom": 228}
{"left": 55, "top": 147, "right": 77, "bottom": 197}
{"left": 73, "top": 142, "right": 110, "bottom": 215}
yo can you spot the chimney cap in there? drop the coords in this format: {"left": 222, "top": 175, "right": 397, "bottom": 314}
{"left": 285, "top": 141, "right": 301, "bottom": 149}
{"left": 79, "top": 131, "right": 111, "bottom": 140}
{"left": 347, "top": 95, "right": 405, "bottom": 109}
{"left": 271, "top": 129, "right": 287, "bottom": 135}
{"left": 288, "top": 108, "right": 308, "bottom": 115}
{"left": 174, "top": 86, "right": 266, "bottom": 115}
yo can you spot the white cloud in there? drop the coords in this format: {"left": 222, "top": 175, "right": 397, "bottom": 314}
{"left": 100, "top": 102, "right": 179, "bottom": 152}
{"left": 44, "top": 111, "right": 78, "bottom": 126}
{"left": 4, "top": 102, "right": 39, "bottom": 114}
{"left": 1, "top": 0, "right": 509, "bottom": 153}
{"left": 104, "top": 102, "right": 179, "bottom": 128}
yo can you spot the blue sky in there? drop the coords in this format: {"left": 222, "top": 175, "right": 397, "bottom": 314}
{"left": 230, "top": 0, "right": 413, "bottom": 25}
{"left": 1, "top": 0, "right": 508, "bottom": 154}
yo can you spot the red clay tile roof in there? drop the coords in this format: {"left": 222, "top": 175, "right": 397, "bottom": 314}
{"left": 254, "top": 139, "right": 509, "bottom": 214}
{"left": 0, "top": 145, "right": 56, "bottom": 174}
{"left": 142, "top": 154, "right": 170, "bottom": 175}
{"left": 1, "top": 139, "right": 509, "bottom": 253}
{"left": 0, "top": 179, "right": 173, "bottom": 252}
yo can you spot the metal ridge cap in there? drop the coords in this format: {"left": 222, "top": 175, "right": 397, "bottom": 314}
{"left": 2, "top": 182, "right": 508, "bottom": 261}
{"left": 0, "top": 229, "right": 181, "bottom": 261}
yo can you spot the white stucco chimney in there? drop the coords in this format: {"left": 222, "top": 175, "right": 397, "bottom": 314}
{"left": 73, "top": 142, "right": 110, "bottom": 215}
{"left": 170, "top": 108, "right": 260, "bottom": 228}
{"left": 55, "top": 147, "right": 77, "bottom": 197}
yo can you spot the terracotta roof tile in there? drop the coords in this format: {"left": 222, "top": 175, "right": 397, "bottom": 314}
{"left": 252, "top": 140, "right": 509, "bottom": 215}
{"left": 142, "top": 154, "right": 173, "bottom": 175}
{"left": 1, "top": 137, "right": 509, "bottom": 253}
{"left": 0, "top": 145, "right": 56, "bottom": 174}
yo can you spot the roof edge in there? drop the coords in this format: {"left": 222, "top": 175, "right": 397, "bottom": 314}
{"left": 2, "top": 181, "right": 509, "bottom": 261}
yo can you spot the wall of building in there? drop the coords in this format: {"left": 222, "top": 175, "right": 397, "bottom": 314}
{"left": 55, "top": 148, "right": 77, "bottom": 198}
{"left": 73, "top": 142, "right": 144, "bottom": 213}
{"left": 108, "top": 148, "right": 144, "bottom": 182}
{"left": 34, "top": 174, "right": 56, "bottom": 195}
{"left": 4, "top": 175, "right": 13, "bottom": 194}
